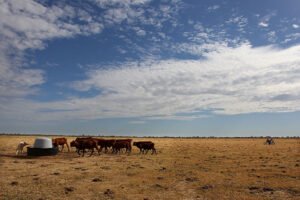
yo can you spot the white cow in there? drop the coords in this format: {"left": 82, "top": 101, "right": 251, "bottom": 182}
{"left": 16, "top": 141, "right": 29, "bottom": 155}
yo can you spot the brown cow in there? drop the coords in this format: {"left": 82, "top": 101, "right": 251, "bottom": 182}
{"left": 52, "top": 138, "right": 70, "bottom": 152}
{"left": 116, "top": 139, "right": 132, "bottom": 153}
{"left": 72, "top": 137, "right": 96, "bottom": 153}
{"left": 112, "top": 140, "right": 131, "bottom": 154}
{"left": 70, "top": 138, "right": 99, "bottom": 157}
{"left": 95, "top": 139, "right": 116, "bottom": 153}
{"left": 133, "top": 141, "right": 156, "bottom": 154}
{"left": 75, "top": 137, "right": 93, "bottom": 141}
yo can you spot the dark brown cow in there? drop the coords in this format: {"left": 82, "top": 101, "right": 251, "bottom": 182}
{"left": 112, "top": 140, "right": 131, "bottom": 154}
{"left": 72, "top": 137, "right": 93, "bottom": 153}
{"left": 75, "top": 137, "right": 93, "bottom": 141}
{"left": 133, "top": 141, "right": 156, "bottom": 154}
{"left": 52, "top": 138, "right": 70, "bottom": 152}
{"left": 95, "top": 139, "right": 116, "bottom": 153}
{"left": 116, "top": 139, "right": 132, "bottom": 152}
{"left": 70, "top": 138, "right": 99, "bottom": 157}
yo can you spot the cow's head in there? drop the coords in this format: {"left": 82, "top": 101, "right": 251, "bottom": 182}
{"left": 70, "top": 140, "right": 76, "bottom": 147}
{"left": 52, "top": 140, "right": 58, "bottom": 147}
{"left": 133, "top": 142, "right": 137, "bottom": 146}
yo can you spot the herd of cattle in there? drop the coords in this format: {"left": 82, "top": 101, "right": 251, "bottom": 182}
{"left": 17, "top": 137, "right": 157, "bottom": 157}
{"left": 69, "top": 137, "right": 156, "bottom": 156}
{"left": 16, "top": 137, "right": 276, "bottom": 156}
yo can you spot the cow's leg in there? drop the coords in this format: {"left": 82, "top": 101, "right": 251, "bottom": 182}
{"left": 152, "top": 148, "right": 157, "bottom": 154}
{"left": 82, "top": 148, "right": 85, "bottom": 157}
{"left": 61, "top": 144, "right": 64, "bottom": 152}
{"left": 65, "top": 142, "right": 70, "bottom": 152}
{"left": 127, "top": 147, "right": 131, "bottom": 155}
{"left": 95, "top": 145, "right": 99, "bottom": 154}
{"left": 145, "top": 149, "right": 149, "bottom": 154}
{"left": 89, "top": 148, "right": 94, "bottom": 157}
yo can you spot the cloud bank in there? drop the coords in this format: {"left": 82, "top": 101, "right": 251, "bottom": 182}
{"left": 1, "top": 0, "right": 300, "bottom": 124}
{"left": 2, "top": 43, "right": 300, "bottom": 121}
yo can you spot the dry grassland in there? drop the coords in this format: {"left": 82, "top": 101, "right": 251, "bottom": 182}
{"left": 0, "top": 135, "right": 299, "bottom": 200}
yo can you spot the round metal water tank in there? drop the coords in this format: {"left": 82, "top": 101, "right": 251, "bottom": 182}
{"left": 33, "top": 137, "right": 53, "bottom": 148}
{"left": 27, "top": 137, "right": 58, "bottom": 156}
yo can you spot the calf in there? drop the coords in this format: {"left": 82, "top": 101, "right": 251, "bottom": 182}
{"left": 16, "top": 141, "right": 29, "bottom": 155}
{"left": 52, "top": 137, "right": 70, "bottom": 152}
{"left": 133, "top": 141, "right": 157, "bottom": 154}
{"left": 70, "top": 138, "right": 99, "bottom": 157}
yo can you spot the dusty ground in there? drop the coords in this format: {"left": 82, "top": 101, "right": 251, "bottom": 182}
{"left": 0, "top": 135, "right": 299, "bottom": 200}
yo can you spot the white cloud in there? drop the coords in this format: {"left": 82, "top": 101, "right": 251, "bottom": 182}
{"left": 0, "top": 0, "right": 105, "bottom": 105}
{"left": 0, "top": 0, "right": 104, "bottom": 50}
{"left": 2, "top": 43, "right": 300, "bottom": 121}
{"left": 93, "top": 0, "right": 151, "bottom": 8}
{"left": 226, "top": 16, "right": 248, "bottom": 32}
{"left": 146, "top": 115, "right": 210, "bottom": 121}
{"left": 133, "top": 27, "right": 146, "bottom": 36}
{"left": 292, "top": 24, "right": 299, "bottom": 29}
{"left": 258, "top": 11, "right": 276, "bottom": 28}
{"left": 0, "top": 45, "right": 45, "bottom": 100}
{"left": 258, "top": 22, "right": 269, "bottom": 27}
{"left": 267, "top": 31, "right": 277, "bottom": 43}
{"left": 208, "top": 5, "right": 220, "bottom": 12}
{"left": 283, "top": 33, "right": 300, "bottom": 44}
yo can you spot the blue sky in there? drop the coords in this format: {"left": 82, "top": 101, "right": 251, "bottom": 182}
{"left": 0, "top": 0, "right": 300, "bottom": 136}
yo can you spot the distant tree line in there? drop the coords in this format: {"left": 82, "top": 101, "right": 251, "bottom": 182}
{"left": 0, "top": 133, "right": 299, "bottom": 139}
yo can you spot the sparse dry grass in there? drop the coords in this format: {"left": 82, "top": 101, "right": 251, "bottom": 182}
{"left": 0, "top": 135, "right": 299, "bottom": 200}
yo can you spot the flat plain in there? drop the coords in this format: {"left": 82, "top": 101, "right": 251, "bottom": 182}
{"left": 0, "top": 135, "right": 299, "bottom": 200}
